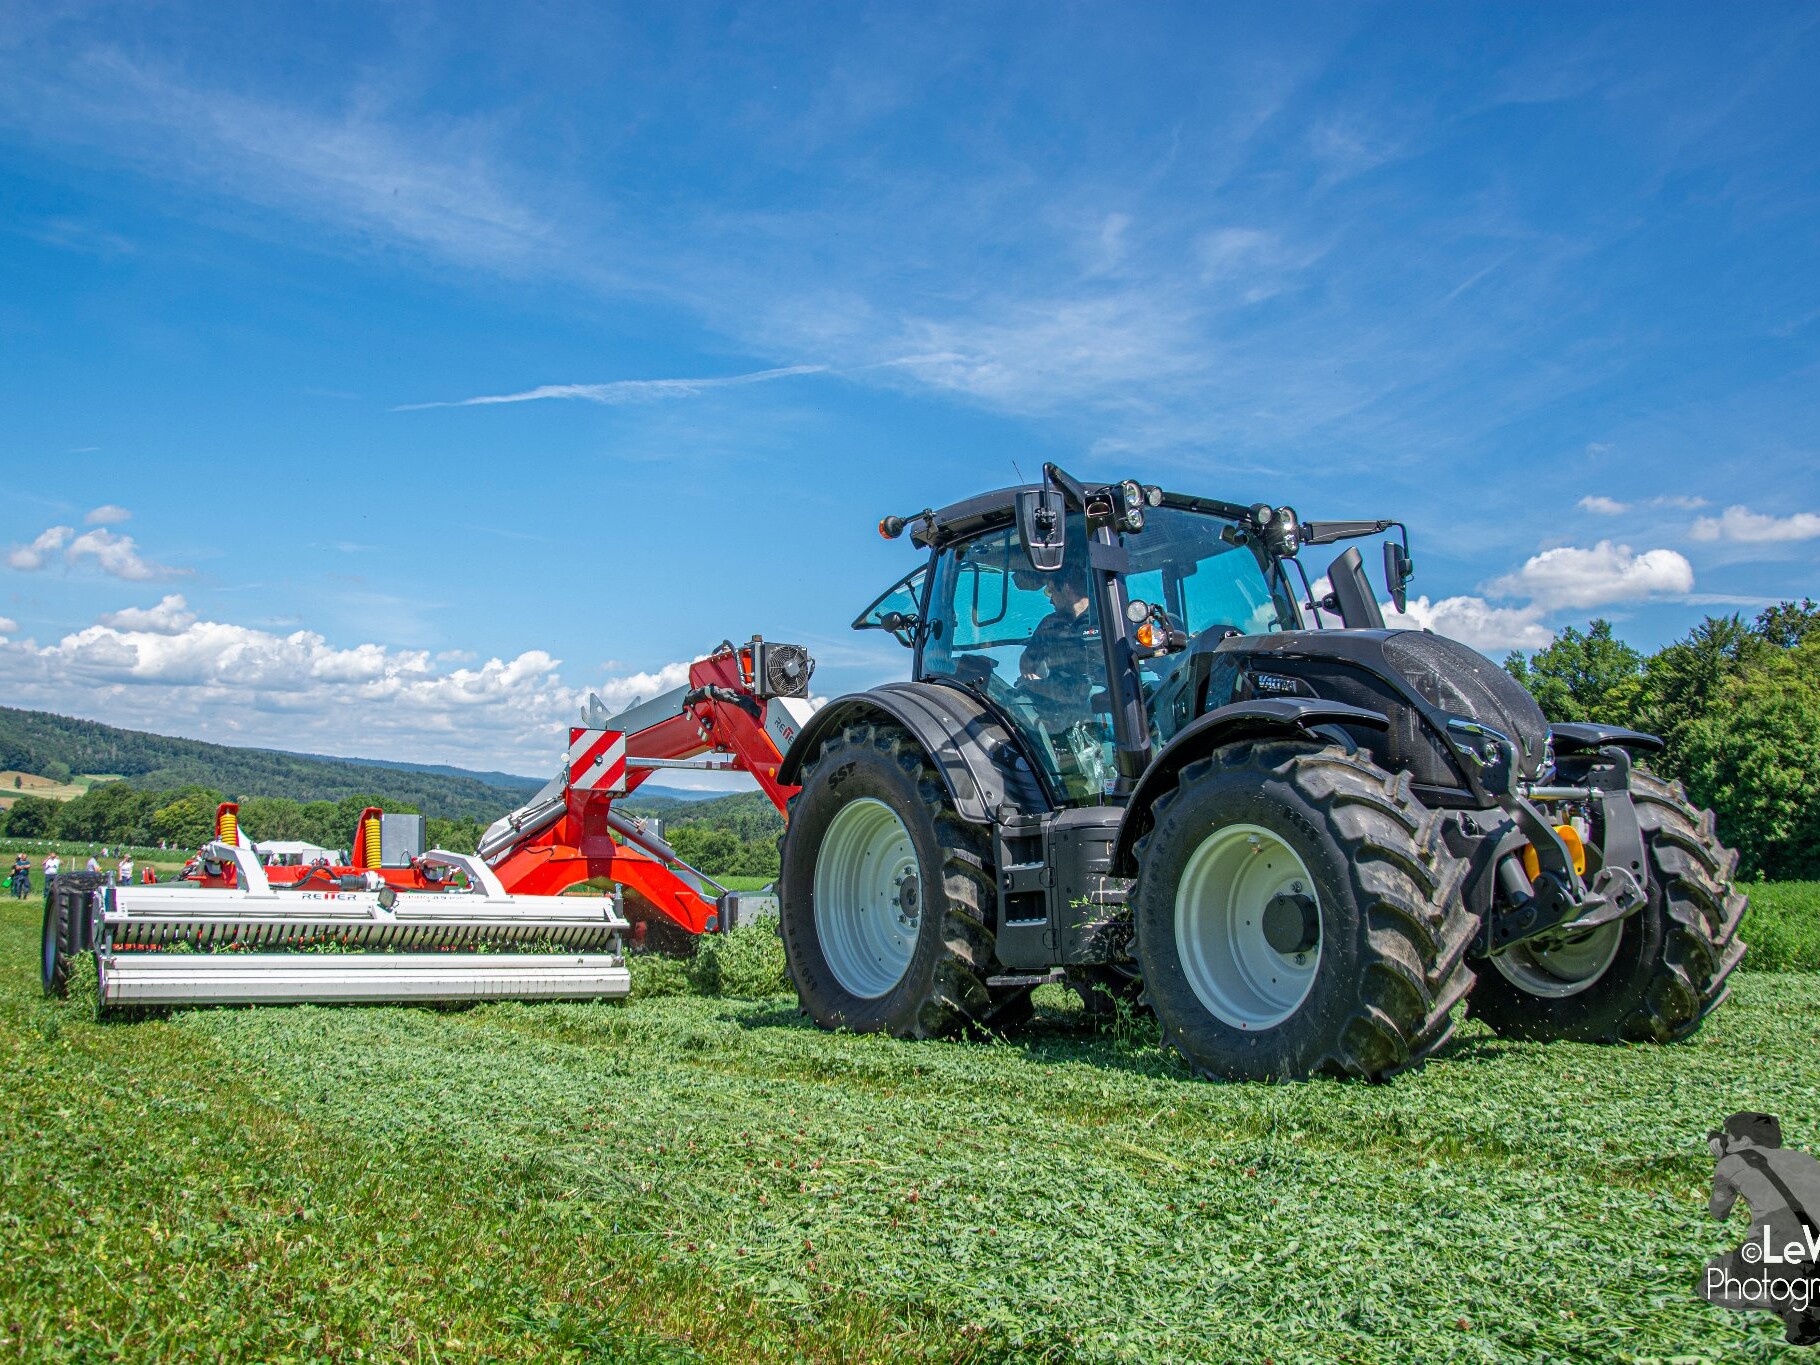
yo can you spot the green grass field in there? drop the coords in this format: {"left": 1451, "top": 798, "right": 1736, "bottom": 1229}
{"left": 3, "top": 887, "right": 1818, "bottom": 1362}
{"left": 1737, "top": 882, "right": 1820, "bottom": 972}
{"left": 714, "top": 875, "right": 774, "bottom": 893}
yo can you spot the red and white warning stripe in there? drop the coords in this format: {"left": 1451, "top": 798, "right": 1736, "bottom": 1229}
{"left": 566, "top": 728, "right": 627, "bottom": 793}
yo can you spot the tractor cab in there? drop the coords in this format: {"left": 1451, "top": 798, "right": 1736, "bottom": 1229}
{"left": 858, "top": 482, "right": 1305, "bottom": 804}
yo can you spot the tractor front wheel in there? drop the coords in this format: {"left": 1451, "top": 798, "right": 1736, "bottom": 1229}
{"left": 1132, "top": 740, "right": 1474, "bottom": 1081}
{"left": 1472, "top": 770, "right": 1746, "bottom": 1042}
{"left": 778, "top": 723, "right": 1024, "bottom": 1037}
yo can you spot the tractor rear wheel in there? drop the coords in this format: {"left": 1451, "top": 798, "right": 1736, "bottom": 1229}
{"left": 1132, "top": 739, "right": 1473, "bottom": 1081}
{"left": 778, "top": 722, "right": 1026, "bottom": 1037}
{"left": 1472, "top": 770, "right": 1746, "bottom": 1042}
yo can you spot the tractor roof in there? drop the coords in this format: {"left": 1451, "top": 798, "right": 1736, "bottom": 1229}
{"left": 911, "top": 483, "right": 1254, "bottom": 549}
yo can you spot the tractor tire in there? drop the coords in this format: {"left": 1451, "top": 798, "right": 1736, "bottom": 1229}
{"left": 1472, "top": 770, "right": 1746, "bottom": 1043}
{"left": 778, "top": 722, "right": 1028, "bottom": 1037}
{"left": 1132, "top": 739, "right": 1474, "bottom": 1082}
{"left": 41, "top": 882, "right": 74, "bottom": 998}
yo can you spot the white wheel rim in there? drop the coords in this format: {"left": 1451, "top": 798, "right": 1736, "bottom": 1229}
{"left": 813, "top": 797, "right": 921, "bottom": 999}
{"left": 1491, "top": 922, "right": 1622, "bottom": 998}
{"left": 1174, "top": 823, "right": 1322, "bottom": 1030}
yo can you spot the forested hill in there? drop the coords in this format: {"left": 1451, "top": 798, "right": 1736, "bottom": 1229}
{"left": 0, "top": 706, "right": 534, "bottom": 821}
{"left": 292, "top": 752, "right": 541, "bottom": 793}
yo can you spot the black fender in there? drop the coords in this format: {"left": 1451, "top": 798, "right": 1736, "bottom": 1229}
{"left": 777, "top": 681, "right": 1050, "bottom": 825}
{"left": 1548, "top": 722, "right": 1663, "bottom": 755}
{"left": 1109, "top": 698, "right": 1390, "bottom": 876}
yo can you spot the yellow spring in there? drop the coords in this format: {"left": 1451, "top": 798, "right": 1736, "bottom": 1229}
{"left": 219, "top": 809, "right": 238, "bottom": 845}
{"left": 363, "top": 817, "right": 382, "bottom": 868}
{"left": 1521, "top": 823, "right": 1587, "bottom": 880}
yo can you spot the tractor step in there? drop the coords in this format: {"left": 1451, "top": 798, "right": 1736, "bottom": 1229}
{"left": 987, "top": 969, "right": 1065, "bottom": 987}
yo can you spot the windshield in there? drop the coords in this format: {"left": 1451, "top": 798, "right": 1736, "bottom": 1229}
{"left": 1123, "top": 505, "right": 1295, "bottom": 638}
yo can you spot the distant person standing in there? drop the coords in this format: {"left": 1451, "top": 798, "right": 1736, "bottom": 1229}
{"left": 84, "top": 855, "right": 100, "bottom": 873}
{"left": 9, "top": 855, "right": 30, "bottom": 899}
{"left": 42, "top": 852, "right": 60, "bottom": 879}
{"left": 116, "top": 855, "right": 134, "bottom": 884}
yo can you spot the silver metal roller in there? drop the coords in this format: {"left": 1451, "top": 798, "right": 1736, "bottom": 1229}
{"left": 98, "top": 951, "right": 631, "bottom": 1006}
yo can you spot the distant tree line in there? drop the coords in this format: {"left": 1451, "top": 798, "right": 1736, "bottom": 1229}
{"left": 1, "top": 784, "right": 485, "bottom": 856}
{"left": 1504, "top": 598, "right": 1819, "bottom": 881}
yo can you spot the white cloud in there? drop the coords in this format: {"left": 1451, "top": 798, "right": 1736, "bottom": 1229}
{"left": 0, "top": 616, "right": 17, "bottom": 636}
{"left": 98, "top": 595, "right": 198, "bottom": 634}
{"left": 1197, "top": 227, "right": 1274, "bottom": 279}
{"left": 65, "top": 528, "right": 182, "bottom": 580}
{"left": 6, "top": 523, "right": 184, "bottom": 580}
{"left": 8, "top": 50, "right": 551, "bottom": 275}
{"left": 1689, "top": 505, "right": 1820, "bottom": 543}
{"left": 1486, "top": 541, "right": 1694, "bottom": 611}
{"left": 7, "top": 525, "right": 72, "bottom": 570}
{"left": 1579, "top": 494, "right": 1707, "bottom": 517}
{"left": 397, "top": 365, "right": 826, "bottom": 411}
{"left": 0, "top": 599, "right": 701, "bottom": 772}
{"left": 1382, "top": 595, "right": 1553, "bottom": 652}
{"left": 587, "top": 662, "right": 694, "bottom": 715}
{"left": 85, "top": 504, "right": 132, "bottom": 525}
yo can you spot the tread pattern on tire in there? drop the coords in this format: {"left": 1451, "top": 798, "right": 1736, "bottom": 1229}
{"left": 782, "top": 721, "right": 1028, "bottom": 1037}
{"left": 1617, "top": 770, "right": 1747, "bottom": 1042}
{"left": 1137, "top": 740, "right": 1476, "bottom": 1080}
{"left": 41, "top": 890, "right": 72, "bottom": 998}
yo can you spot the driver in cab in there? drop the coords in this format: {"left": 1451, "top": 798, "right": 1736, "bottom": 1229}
{"left": 1013, "top": 562, "right": 1100, "bottom": 716}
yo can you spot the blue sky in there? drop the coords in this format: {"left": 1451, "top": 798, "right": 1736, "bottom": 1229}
{"left": 2, "top": 2, "right": 1816, "bottom": 780}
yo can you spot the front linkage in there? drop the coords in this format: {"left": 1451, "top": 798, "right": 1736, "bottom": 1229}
{"left": 1443, "top": 719, "right": 1650, "bottom": 960}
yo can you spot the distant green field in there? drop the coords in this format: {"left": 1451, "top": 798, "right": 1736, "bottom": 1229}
{"left": 1739, "top": 881, "right": 1820, "bottom": 972}
{"left": 715, "top": 874, "right": 774, "bottom": 893}
{"left": 5, "top": 894, "right": 1819, "bottom": 1362}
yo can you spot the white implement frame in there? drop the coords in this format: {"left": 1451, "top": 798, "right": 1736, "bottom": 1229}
{"left": 94, "top": 841, "right": 632, "bottom": 1008}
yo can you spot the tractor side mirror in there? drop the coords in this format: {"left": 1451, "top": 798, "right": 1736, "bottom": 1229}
{"left": 1322, "top": 547, "right": 1386, "bottom": 630}
{"left": 1383, "top": 541, "right": 1413, "bottom": 614}
{"left": 1016, "top": 488, "right": 1066, "bottom": 572}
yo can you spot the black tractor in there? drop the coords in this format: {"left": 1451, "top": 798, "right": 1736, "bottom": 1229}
{"left": 775, "top": 466, "right": 1745, "bottom": 1081}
